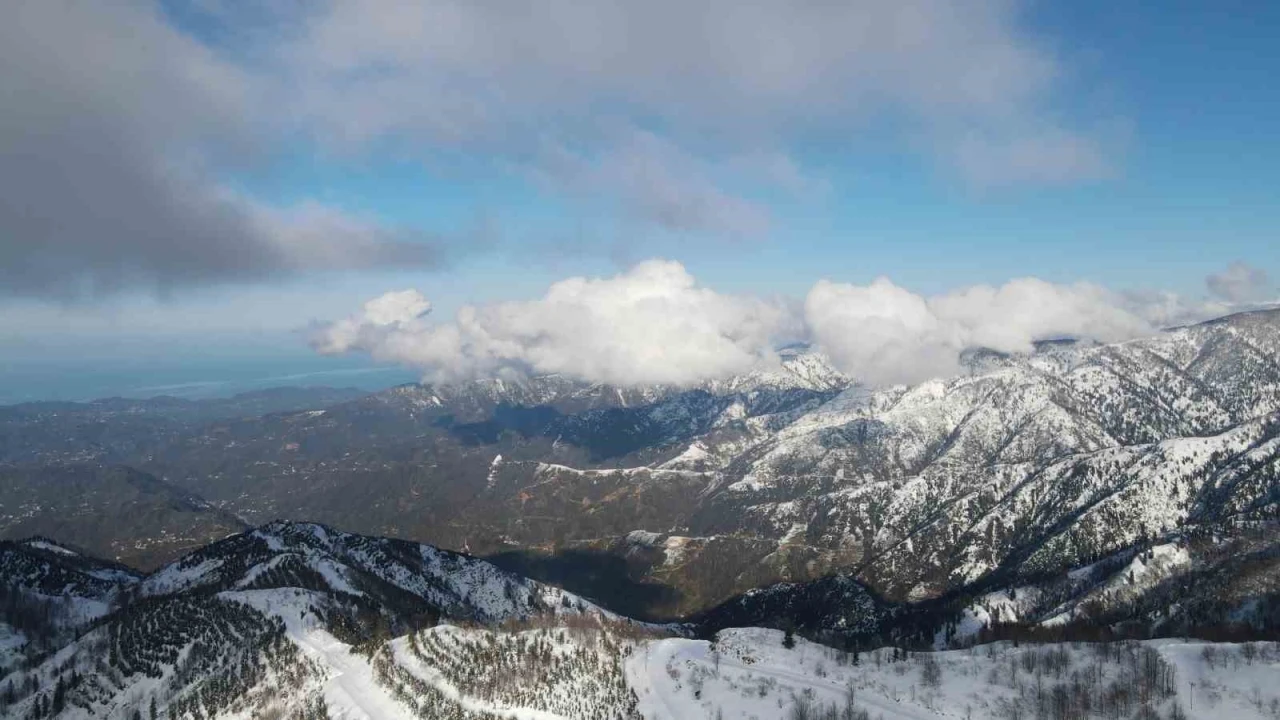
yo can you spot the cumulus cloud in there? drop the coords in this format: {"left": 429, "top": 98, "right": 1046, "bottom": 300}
{"left": 312, "top": 260, "right": 795, "bottom": 386}
{"left": 316, "top": 259, "right": 1249, "bottom": 389}
{"left": 1206, "top": 262, "right": 1272, "bottom": 303}
{"left": 806, "top": 277, "right": 1162, "bottom": 385}
{"left": 0, "top": 1, "right": 439, "bottom": 300}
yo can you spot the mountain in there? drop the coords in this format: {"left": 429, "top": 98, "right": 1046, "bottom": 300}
{"left": 0, "top": 521, "right": 649, "bottom": 719}
{"left": 0, "top": 536, "right": 140, "bottom": 664}
{"left": 1, "top": 309, "right": 1278, "bottom": 624}
{"left": 696, "top": 519, "right": 1280, "bottom": 650}
{"left": 0, "top": 465, "right": 246, "bottom": 570}
{"left": 1, "top": 523, "right": 1275, "bottom": 720}
{"left": 137, "top": 520, "right": 615, "bottom": 623}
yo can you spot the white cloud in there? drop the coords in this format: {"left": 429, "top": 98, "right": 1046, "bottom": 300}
{"left": 0, "top": 0, "right": 1122, "bottom": 303}
{"left": 806, "top": 276, "right": 1169, "bottom": 385}
{"left": 1206, "top": 262, "right": 1272, "bottom": 303}
{"left": 532, "top": 130, "right": 774, "bottom": 238}
{"left": 256, "top": 0, "right": 1109, "bottom": 213}
{"left": 317, "top": 260, "right": 1247, "bottom": 389}
{"left": 278, "top": 0, "right": 1059, "bottom": 139}
{"left": 312, "top": 260, "right": 794, "bottom": 386}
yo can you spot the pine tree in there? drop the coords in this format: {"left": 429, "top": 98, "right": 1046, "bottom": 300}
{"left": 150, "top": 695, "right": 158, "bottom": 720}
{"left": 51, "top": 677, "right": 65, "bottom": 715}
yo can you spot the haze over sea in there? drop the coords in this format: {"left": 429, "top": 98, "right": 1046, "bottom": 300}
{"left": 0, "top": 353, "right": 415, "bottom": 404}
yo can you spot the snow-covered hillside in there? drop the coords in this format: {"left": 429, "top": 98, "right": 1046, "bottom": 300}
{"left": 2, "top": 520, "right": 1277, "bottom": 719}
{"left": 9, "top": 598, "right": 1278, "bottom": 720}
{"left": 0, "top": 537, "right": 141, "bottom": 669}
{"left": 139, "top": 521, "right": 617, "bottom": 623}
{"left": 629, "top": 628, "right": 1280, "bottom": 720}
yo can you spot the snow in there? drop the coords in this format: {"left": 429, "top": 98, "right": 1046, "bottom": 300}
{"left": 222, "top": 589, "right": 416, "bottom": 720}
{"left": 23, "top": 539, "right": 77, "bottom": 556}
{"left": 628, "top": 530, "right": 663, "bottom": 546}
{"left": 0, "top": 622, "right": 27, "bottom": 662}
{"left": 301, "top": 630, "right": 415, "bottom": 720}
{"left": 628, "top": 629, "right": 940, "bottom": 720}
{"left": 628, "top": 629, "right": 1280, "bottom": 720}
{"left": 86, "top": 567, "right": 141, "bottom": 583}
{"left": 1156, "top": 639, "right": 1280, "bottom": 719}
{"left": 141, "top": 556, "right": 226, "bottom": 596}
{"left": 487, "top": 453, "right": 504, "bottom": 490}
{"left": 389, "top": 629, "right": 571, "bottom": 720}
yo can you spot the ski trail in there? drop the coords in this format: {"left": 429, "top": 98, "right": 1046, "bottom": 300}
{"left": 290, "top": 629, "right": 414, "bottom": 720}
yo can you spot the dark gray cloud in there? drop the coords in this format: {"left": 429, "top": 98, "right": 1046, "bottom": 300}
{"left": 1206, "top": 262, "right": 1272, "bottom": 303}
{"left": 0, "top": 2, "right": 438, "bottom": 300}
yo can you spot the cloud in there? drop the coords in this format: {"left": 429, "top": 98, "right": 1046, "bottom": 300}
{"left": 949, "top": 127, "right": 1113, "bottom": 188}
{"left": 805, "top": 277, "right": 1154, "bottom": 385}
{"left": 1, "top": 1, "right": 1118, "bottom": 302}
{"left": 312, "top": 260, "right": 795, "bottom": 386}
{"left": 317, "top": 259, "right": 1243, "bottom": 389}
{"left": 532, "top": 131, "right": 773, "bottom": 238}
{"left": 1113, "top": 289, "right": 1227, "bottom": 329}
{"left": 1206, "top": 262, "right": 1272, "bottom": 303}
{"left": 0, "top": 1, "right": 439, "bottom": 300}
{"left": 804, "top": 276, "right": 1253, "bottom": 385}
{"left": 257, "top": 0, "right": 1108, "bottom": 205}
{"left": 313, "top": 290, "right": 433, "bottom": 355}
{"left": 277, "top": 0, "right": 1059, "bottom": 138}
{"left": 811, "top": 276, "right": 1196, "bottom": 385}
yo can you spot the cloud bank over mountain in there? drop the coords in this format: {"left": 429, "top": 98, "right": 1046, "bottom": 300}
{"left": 804, "top": 276, "right": 1153, "bottom": 385}
{"left": 313, "top": 260, "right": 795, "bottom": 386}
{"left": 1206, "top": 262, "right": 1272, "bottom": 303}
{"left": 314, "top": 260, "right": 1263, "bottom": 388}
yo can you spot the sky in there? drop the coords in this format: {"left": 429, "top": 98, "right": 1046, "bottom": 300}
{"left": 1, "top": 1, "right": 1277, "bottom": 400}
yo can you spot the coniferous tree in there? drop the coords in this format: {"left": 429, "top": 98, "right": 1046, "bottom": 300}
{"left": 51, "top": 677, "right": 65, "bottom": 715}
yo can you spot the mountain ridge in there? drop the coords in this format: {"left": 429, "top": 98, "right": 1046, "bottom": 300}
{"left": 0, "top": 308, "right": 1277, "bottom": 622}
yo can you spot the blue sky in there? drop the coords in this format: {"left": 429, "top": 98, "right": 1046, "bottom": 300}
{"left": 219, "top": 0, "right": 1279, "bottom": 297}
{"left": 1, "top": 1, "right": 1277, "bottom": 399}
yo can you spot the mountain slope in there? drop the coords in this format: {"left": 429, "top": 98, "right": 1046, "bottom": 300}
{"left": 2, "top": 310, "right": 1278, "bottom": 620}
{"left": 0, "top": 522, "right": 655, "bottom": 719}
{"left": 0, "top": 465, "right": 246, "bottom": 570}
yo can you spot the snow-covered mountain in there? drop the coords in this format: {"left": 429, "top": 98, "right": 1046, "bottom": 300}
{"left": 4, "top": 524, "right": 1278, "bottom": 720}
{"left": 0, "top": 522, "right": 659, "bottom": 718}
{"left": 137, "top": 520, "right": 615, "bottom": 623}
{"left": 670, "top": 308, "right": 1280, "bottom": 603}
{"left": 2, "top": 309, "right": 1278, "bottom": 628}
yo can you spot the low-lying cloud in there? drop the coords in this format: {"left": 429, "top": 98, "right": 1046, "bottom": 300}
{"left": 1206, "top": 262, "right": 1272, "bottom": 303}
{"left": 315, "top": 259, "right": 1253, "bottom": 388}
{"left": 313, "top": 260, "right": 794, "bottom": 386}
{"left": 806, "top": 277, "right": 1152, "bottom": 385}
